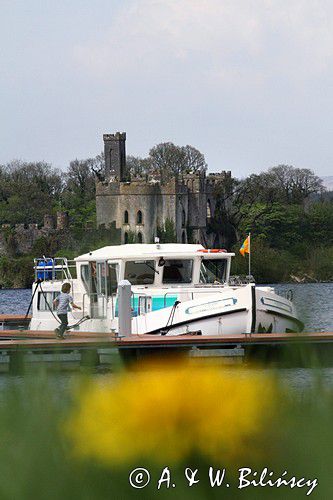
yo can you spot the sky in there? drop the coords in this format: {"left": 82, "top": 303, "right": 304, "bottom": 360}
{"left": 1, "top": 0, "right": 333, "bottom": 178}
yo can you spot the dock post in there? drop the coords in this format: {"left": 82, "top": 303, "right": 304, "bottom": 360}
{"left": 118, "top": 280, "right": 132, "bottom": 336}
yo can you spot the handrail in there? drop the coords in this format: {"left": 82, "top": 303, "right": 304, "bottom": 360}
{"left": 34, "top": 257, "right": 73, "bottom": 281}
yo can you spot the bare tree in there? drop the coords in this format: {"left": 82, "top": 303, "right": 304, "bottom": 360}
{"left": 148, "top": 142, "right": 206, "bottom": 182}
{"left": 266, "top": 165, "right": 324, "bottom": 203}
{"left": 182, "top": 145, "right": 207, "bottom": 173}
{"left": 126, "top": 155, "right": 152, "bottom": 178}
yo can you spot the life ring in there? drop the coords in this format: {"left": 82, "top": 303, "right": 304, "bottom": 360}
{"left": 197, "top": 249, "right": 227, "bottom": 253}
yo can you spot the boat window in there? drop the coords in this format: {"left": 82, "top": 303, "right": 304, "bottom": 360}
{"left": 124, "top": 260, "right": 155, "bottom": 285}
{"left": 107, "top": 264, "right": 119, "bottom": 295}
{"left": 200, "top": 259, "right": 227, "bottom": 284}
{"left": 37, "top": 292, "right": 57, "bottom": 311}
{"left": 80, "top": 264, "right": 90, "bottom": 293}
{"left": 97, "top": 262, "right": 109, "bottom": 295}
{"left": 162, "top": 260, "right": 193, "bottom": 284}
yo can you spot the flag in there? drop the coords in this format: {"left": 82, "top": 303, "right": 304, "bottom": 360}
{"left": 240, "top": 235, "right": 250, "bottom": 256}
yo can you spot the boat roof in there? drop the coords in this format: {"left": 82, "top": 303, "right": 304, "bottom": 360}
{"left": 75, "top": 243, "right": 235, "bottom": 262}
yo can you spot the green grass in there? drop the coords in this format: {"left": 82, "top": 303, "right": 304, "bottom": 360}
{"left": 0, "top": 360, "right": 331, "bottom": 499}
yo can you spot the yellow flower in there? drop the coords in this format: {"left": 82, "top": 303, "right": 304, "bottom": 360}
{"left": 66, "top": 360, "right": 276, "bottom": 465}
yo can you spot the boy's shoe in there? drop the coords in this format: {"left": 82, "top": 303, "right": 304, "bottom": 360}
{"left": 54, "top": 328, "right": 65, "bottom": 339}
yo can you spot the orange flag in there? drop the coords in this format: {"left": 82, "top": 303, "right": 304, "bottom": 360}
{"left": 239, "top": 235, "right": 250, "bottom": 256}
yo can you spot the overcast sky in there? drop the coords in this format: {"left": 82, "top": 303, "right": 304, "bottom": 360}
{"left": 1, "top": 0, "right": 333, "bottom": 178}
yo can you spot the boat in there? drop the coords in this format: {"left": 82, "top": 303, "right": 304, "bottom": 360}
{"left": 29, "top": 243, "right": 303, "bottom": 336}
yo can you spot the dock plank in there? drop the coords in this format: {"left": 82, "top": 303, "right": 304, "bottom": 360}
{"left": 0, "top": 315, "right": 31, "bottom": 322}
{"left": 0, "top": 330, "right": 331, "bottom": 351}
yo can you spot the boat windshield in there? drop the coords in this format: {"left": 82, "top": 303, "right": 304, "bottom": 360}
{"left": 200, "top": 259, "right": 227, "bottom": 284}
{"left": 124, "top": 260, "right": 156, "bottom": 285}
{"left": 162, "top": 259, "right": 193, "bottom": 284}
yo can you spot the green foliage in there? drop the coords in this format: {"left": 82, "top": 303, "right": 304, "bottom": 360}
{"left": 0, "top": 161, "right": 62, "bottom": 225}
{"left": 0, "top": 368, "right": 330, "bottom": 499}
{"left": 157, "top": 218, "right": 177, "bottom": 243}
{"left": 60, "top": 159, "right": 97, "bottom": 227}
{"left": 0, "top": 255, "right": 33, "bottom": 288}
{"left": 232, "top": 239, "right": 333, "bottom": 283}
{"left": 125, "top": 230, "right": 137, "bottom": 244}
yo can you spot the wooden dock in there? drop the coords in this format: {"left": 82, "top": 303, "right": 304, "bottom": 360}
{"left": 0, "top": 314, "right": 31, "bottom": 330}
{"left": 0, "top": 329, "right": 331, "bottom": 372}
{"left": 0, "top": 329, "right": 332, "bottom": 349}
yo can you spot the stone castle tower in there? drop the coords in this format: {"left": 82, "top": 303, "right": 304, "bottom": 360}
{"left": 96, "top": 132, "right": 231, "bottom": 246}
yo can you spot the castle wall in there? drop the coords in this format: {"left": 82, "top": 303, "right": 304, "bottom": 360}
{"left": 96, "top": 132, "right": 232, "bottom": 246}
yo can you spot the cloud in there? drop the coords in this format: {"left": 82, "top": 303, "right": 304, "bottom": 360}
{"left": 72, "top": 0, "right": 333, "bottom": 89}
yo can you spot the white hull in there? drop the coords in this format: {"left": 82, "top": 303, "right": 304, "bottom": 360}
{"left": 30, "top": 284, "right": 302, "bottom": 336}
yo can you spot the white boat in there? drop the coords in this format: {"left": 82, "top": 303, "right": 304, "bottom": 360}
{"left": 29, "top": 243, "right": 303, "bottom": 336}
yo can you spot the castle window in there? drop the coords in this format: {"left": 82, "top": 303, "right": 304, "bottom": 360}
{"left": 137, "top": 210, "right": 143, "bottom": 224}
{"left": 124, "top": 232, "right": 129, "bottom": 244}
{"left": 137, "top": 232, "right": 143, "bottom": 243}
{"left": 207, "top": 200, "right": 212, "bottom": 220}
{"left": 124, "top": 210, "right": 129, "bottom": 224}
{"left": 182, "top": 209, "right": 186, "bottom": 227}
{"left": 182, "top": 231, "right": 186, "bottom": 243}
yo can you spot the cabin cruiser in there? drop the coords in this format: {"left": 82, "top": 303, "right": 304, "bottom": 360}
{"left": 29, "top": 243, "right": 303, "bottom": 336}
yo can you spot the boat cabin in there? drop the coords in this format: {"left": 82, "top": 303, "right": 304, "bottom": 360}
{"left": 74, "top": 244, "right": 234, "bottom": 294}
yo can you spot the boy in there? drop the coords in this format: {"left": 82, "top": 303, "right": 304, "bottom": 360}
{"left": 53, "top": 282, "right": 81, "bottom": 339}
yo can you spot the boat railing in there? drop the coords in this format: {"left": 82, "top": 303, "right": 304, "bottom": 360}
{"left": 229, "top": 275, "right": 255, "bottom": 286}
{"left": 34, "top": 257, "right": 76, "bottom": 282}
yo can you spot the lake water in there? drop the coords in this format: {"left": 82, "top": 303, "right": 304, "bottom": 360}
{"left": 1, "top": 283, "right": 332, "bottom": 331}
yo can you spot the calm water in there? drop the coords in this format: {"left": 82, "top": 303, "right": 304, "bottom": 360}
{"left": 1, "top": 283, "right": 332, "bottom": 331}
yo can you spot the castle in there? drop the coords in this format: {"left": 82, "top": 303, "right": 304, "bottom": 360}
{"left": 96, "top": 132, "right": 231, "bottom": 246}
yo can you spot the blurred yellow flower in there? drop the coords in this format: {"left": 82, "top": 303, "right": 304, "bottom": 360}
{"left": 66, "top": 360, "right": 276, "bottom": 465}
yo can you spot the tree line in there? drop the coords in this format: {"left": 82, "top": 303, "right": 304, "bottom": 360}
{"left": 0, "top": 142, "right": 207, "bottom": 227}
{"left": 0, "top": 143, "right": 332, "bottom": 282}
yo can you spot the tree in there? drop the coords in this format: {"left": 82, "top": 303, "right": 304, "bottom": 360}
{"left": 148, "top": 143, "right": 207, "bottom": 182}
{"left": 126, "top": 155, "right": 152, "bottom": 178}
{"left": 0, "top": 160, "right": 62, "bottom": 224}
{"left": 89, "top": 151, "right": 105, "bottom": 181}
{"left": 212, "top": 165, "right": 325, "bottom": 248}
{"left": 61, "top": 158, "right": 97, "bottom": 226}
{"left": 260, "top": 165, "right": 324, "bottom": 204}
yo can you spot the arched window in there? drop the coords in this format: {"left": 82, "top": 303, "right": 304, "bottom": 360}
{"left": 206, "top": 200, "right": 212, "bottom": 220}
{"left": 137, "top": 210, "right": 143, "bottom": 224}
{"left": 182, "top": 231, "right": 186, "bottom": 243}
{"left": 124, "top": 232, "right": 129, "bottom": 244}
{"left": 124, "top": 210, "right": 129, "bottom": 224}
{"left": 137, "top": 232, "right": 143, "bottom": 243}
{"left": 182, "top": 209, "right": 186, "bottom": 227}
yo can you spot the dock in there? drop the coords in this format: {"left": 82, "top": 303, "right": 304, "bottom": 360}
{"left": 0, "top": 329, "right": 332, "bottom": 372}
{"left": 0, "top": 314, "right": 31, "bottom": 330}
